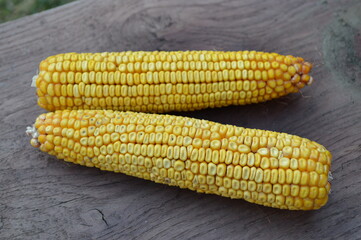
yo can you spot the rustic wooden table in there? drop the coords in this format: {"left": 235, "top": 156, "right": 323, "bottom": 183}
{"left": 1, "top": 0, "right": 360, "bottom": 239}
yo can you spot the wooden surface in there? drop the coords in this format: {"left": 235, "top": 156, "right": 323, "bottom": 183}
{"left": 1, "top": 0, "right": 360, "bottom": 239}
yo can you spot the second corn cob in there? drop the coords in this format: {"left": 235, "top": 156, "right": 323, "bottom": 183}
{"left": 34, "top": 50, "right": 313, "bottom": 112}
{"left": 27, "top": 109, "right": 331, "bottom": 210}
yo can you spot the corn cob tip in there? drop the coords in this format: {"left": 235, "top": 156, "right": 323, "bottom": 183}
{"left": 291, "top": 61, "right": 313, "bottom": 90}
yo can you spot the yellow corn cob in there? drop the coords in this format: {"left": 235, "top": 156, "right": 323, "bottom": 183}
{"left": 34, "top": 51, "right": 313, "bottom": 112}
{"left": 27, "top": 110, "right": 331, "bottom": 210}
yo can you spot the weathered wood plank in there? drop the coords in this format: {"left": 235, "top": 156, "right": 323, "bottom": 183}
{"left": 0, "top": 0, "right": 360, "bottom": 239}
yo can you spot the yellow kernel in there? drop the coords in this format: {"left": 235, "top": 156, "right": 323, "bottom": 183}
{"left": 318, "top": 187, "right": 327, "bottom": 198}
{"left": 257, "top": 148, "right": 269, "bottom": 156}
{"left": 234, "top": 166, "right": 242, "bottom": 179}
{"left": 275, "top": 195, "right": 285, "bottom": 206}
{"left": 211, "top": 150, "right": 219, "bottom": 164}
{"left": 282, "top": 185, "right": 290, "bottom": 196}
{"left": 307, "top": 159, "right": 316, "bottom": 172}
{"left": 238, "top": 144, "right": 251, "bottom": 153}
{"left": 270, "top": 157, "right": 278, "bottom": 168}
{"left": 279, "top": 157, "right": 290, "bottom": 168}
{"left": 248, "top": 181, "right": 256, "bottom": 191}
{"left": 210, "top": 140, "right": 221, "bottom": 150}
{"left": 270, "top": 169, "right": 278, "bottom": 184}
{"left": 299, "top": 158, "right": 307, "bottom": 171}
{"left": 278, "top": 169, "right": 286, "bottom": 184}
{"left": 318, "top": 174, "right": 328, "bottom": 187}
{"left": 309, "top": 186, "right": 318, "bottom": 199}
{"left": 273, "top": 184, "right": 282, "bottom": 194}
{"left": 309, "top": 171, "right": 319, "bottom": 186}
{"left": 299, "top": 186, "right": 309, "bottom": 198}
{"left": 300, "top": 172, "right": 309, "bottom": 185}
{"left": 199, "top": 162, "right": 208, "bottom": 175}
{"left": 291, "top": 185, "right": 300, "bottom": 197}
{"left": 174, "top": 160, "right": 185, "bottom": 171}
{"left": 43, "top": 141, "right": 54, "bottom": 151}
{"left": 255, "top": 169, "right": 263, "bottom": 183}
{"left": 216, "top": 163, "right": 226, "bottom": 177}
{"left": 289, "top": 158, "right": 298, "bottom": 170}
{"left": 208, "top": 163, "right": 217, "bottom": 175}
{"left": 242, "top": 166, "right": 250, "bottom": 180}
{"left": 263, "top": 183, "right": 272, "bottom": 193}
{"left": 263, "top": 169, "right": 271, "bottom": 182}
{"left": 260, "top": 157, "right": 270, "bottom": 169}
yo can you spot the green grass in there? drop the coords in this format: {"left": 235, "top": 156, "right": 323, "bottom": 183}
{"left": 0, "top": 0, "right": 75, "bottom": 23}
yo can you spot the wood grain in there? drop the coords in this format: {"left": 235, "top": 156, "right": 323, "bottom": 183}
{"left": 1, "top": 0, "right": 360, "bottom": 239}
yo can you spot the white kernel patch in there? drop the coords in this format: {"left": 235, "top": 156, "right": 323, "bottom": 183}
{"left": 31, "top": 75, "right": 38, "bottom": 87}
{"left": 328, "top": 171, "right": 333, "bottom": 181}
{"left": 26, "top": 125, "right": 39, "bottom": 138}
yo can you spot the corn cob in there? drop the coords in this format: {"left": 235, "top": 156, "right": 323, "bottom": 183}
{"left": 34, "top": 51, "right": 313, "bottom": 112}
{"left": 27, "top": 110, "right": 331, "bottom": 210}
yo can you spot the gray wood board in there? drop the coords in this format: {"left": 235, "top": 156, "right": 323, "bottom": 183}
{"left": 0, "top": 0, "right": 360, "bottom": 239}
